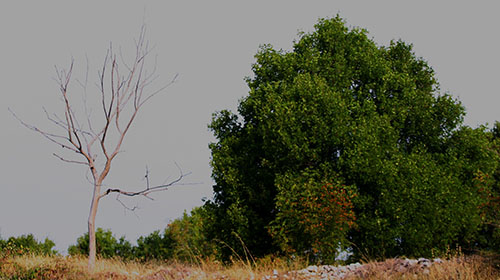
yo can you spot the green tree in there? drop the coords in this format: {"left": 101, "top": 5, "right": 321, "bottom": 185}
{"left": 207, "top": 16, "right": 498, "bottom": 260}
{"left": 269, "top": 164, "right": 357, "bottom": 263}
{"left": 135, "top": 207, "right": 217, "bottom": 262}
{"left": 135, "top": 230, "right": 174, "bottom": 261}
{"left": 0, "top": 234, "right": 57, "bottom": 256}
{"left": 475, "top": 122, "right": 500, "bottom": 252}
{"left": 68, "top": 228, "right": 133, "bottom": 260}
{"left": 164, "top": 207, "right": 217, "bottom": 262}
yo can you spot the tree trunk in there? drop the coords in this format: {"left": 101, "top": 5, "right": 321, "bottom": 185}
{"left": 87, "top": 184, "right": 101, "bottom": 271}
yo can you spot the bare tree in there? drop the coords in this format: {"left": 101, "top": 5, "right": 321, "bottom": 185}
{"left": 10, "top": 27, "right": 185, "bottom": 270}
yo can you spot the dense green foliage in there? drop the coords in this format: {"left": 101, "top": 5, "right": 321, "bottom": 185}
{"left": 269, "top": 165, "right": 357, "bottom": 263}
{"left": 206, "top": 16, "right": 499, "bottom": 261}
{"left": 474, "top": 122, "right": 500, "bottom": 252}
{"left": 136, "top": 207, "right": 215, "bottom": 262}
{"left": 134, "top": 230, "right": 172, "bottom": 261}
{"left": 68, "top": 228, "right": 133, "bottom": 260}
{"left": 0, "top": 234, "right": 57, "bottom": 256}
{"left": 67, "top": 208, "right": 214, "bottom": 261}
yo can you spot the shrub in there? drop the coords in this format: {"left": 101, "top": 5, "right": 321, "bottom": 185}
{"left": 135, "top": 207, "right": 217, "bottom": 262}
{"left": 269, "top": 166, "right": 357, "bottom": 263}
{"left": 135, "top": 230, "right": 174, "bottom": 261}
{"left": 0, "top": 234, "right": 57, "bottom": 256}
{"left": 68, "top": 228, "right": 133, "bottom": 260}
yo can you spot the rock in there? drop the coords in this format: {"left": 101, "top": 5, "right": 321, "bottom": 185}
{"left": 418, "top": 258, "right": 432, "bottom": 268}
{"left": 307, "top": 265, "right": 319, "bottom": 272}
{"left": 433, "top": 258, "right": 443, "bottom": 264}
{"left": 349, "top": 262, "right": 362, "bottom": 269}
{"left": 407, "top": 258, "right": 418, "bottom": 266}
{"left": 280, "top": 257, "right": 442, "bottom": 279}
{"left": 298, "top": 268, "right": 309, "bottom": 274}
{"left": 418, "top": 258, "right": 430, "bottom": 263}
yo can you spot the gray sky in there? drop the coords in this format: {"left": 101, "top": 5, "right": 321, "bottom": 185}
{"left": 1, "top": 1, "right": 499, "bottom": 253}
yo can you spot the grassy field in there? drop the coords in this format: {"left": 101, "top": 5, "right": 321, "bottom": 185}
{"left": 0, "top": 253, "right": 499, "bottom": 279}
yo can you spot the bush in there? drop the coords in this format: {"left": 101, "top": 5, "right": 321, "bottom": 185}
{"left": 68, "top": 228, "right": 133, "bottom": 260}
{"left": 269, "top": 165, "right": 357, "bottom": 263}
{"left": 0, "top": 234, "right": 57, "bottom": 256}
{"left": 135, "top": 207, "right": 216, "bottom": 262}
{"left": 164, "top": 207, "right": 217, "bottom": 261}
{"left": 135, "top": 230, "right": 174, "bottom": 261}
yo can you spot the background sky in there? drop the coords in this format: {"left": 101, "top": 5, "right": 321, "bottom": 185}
{"left": 1, "top": 1, "right": 499, "bottom": 254}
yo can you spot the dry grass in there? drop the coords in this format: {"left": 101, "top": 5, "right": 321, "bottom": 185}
{"left": 346, "top": 255, "right": 500, "bottom": 280}
{"left": 0, "top": 255, "right": 158, "bottom": 280}
{"left": 0, "top": 253, "right": 498, "bottom": 279}
{"left": 0, "top": 254, "right": 298, "bottom": 280}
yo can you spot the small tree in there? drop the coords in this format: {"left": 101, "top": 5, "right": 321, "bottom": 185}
{"left": 269, "top": 165, "right": 357, "bottom": 263}
{"left": 11, "top": 27, "right": 185, "bottom": 270}
{"left": 0, "top": 234, "right": 57, "bottom": 256}
{"left": 68, "top": 228, "right": 134, "bottom": 260}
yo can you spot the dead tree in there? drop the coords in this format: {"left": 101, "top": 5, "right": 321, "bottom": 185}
{"left": 10, "top": 27, "right": 184, "bottom": 271}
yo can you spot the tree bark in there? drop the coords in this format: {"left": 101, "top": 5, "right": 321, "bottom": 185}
{"left": 87, "top": 183, "right": 101, "bottom": 271}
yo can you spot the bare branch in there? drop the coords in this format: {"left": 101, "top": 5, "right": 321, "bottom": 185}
{"left": 139, "top": 73, "right": 178, "bottom": 107}
{"left": 144, "top": 165, "right": 150, "bottom": 190}
{"left": 116, "top": 194, "right": 140, "bottom": 211}
{"left": 99, "top": 48, "right": 110, "bottom": 118}
{"left": 53, "top": 153, "right": 88, "bottom": 165}
{"left": 57, "top": 61, "right": 83, "bottom": 150}
{"left": 100, "top": 165, "right": 190, "bottom": 200}
{"left": 76, "top": 54, "right": 96, "bottom": 144}
{"left": 43, "top": 107, "right": 68, "bottom": 131}
{"left": 85, "top": 168, "right": 95, "bottom": 185}
{"left": 119, "top": 46, "right": 132, "bottom": 72}
{"left": 9, "top": 108, "right": 80, "bottom": 153}
{"left": 75, "top": 54, "right": 89, "bottom": 90}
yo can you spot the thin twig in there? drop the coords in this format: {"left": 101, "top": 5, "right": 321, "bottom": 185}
{"left": 100, "top": 165, "right": 191, "bottom": 200}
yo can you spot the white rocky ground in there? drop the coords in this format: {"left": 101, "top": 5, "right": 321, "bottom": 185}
{"left": 262, "top": 257, "right": 444, "bottom": 279}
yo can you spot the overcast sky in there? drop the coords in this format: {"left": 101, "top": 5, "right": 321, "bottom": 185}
{"left": 1, "top": 1, "right": 499, "bottom": 253}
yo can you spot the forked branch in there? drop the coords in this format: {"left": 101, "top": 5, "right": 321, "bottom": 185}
{"left": 100, "top": 164, "right": 190, "bottom": 200}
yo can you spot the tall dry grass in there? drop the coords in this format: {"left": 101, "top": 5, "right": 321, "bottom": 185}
{"left": 0, "top": 252, "right": 498, "bottom": 279}
{"left": 347, "top": 254, "right": 500, "bottom": 280}
{"left": 0, "top": 254, "right": 302, "bottom": 280}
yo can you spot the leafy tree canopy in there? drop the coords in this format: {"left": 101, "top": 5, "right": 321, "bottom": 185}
{"left": 206, "top": 16, "right": 498, "bottom": 261}
{"left": 68, "top": 228, "right": 133, "bottom": 260}
{"left": 135, "top": 207, "right": 216, "bottom": 262}
{"left": 0, "top": 234, "right": 57, "bottom": 256}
